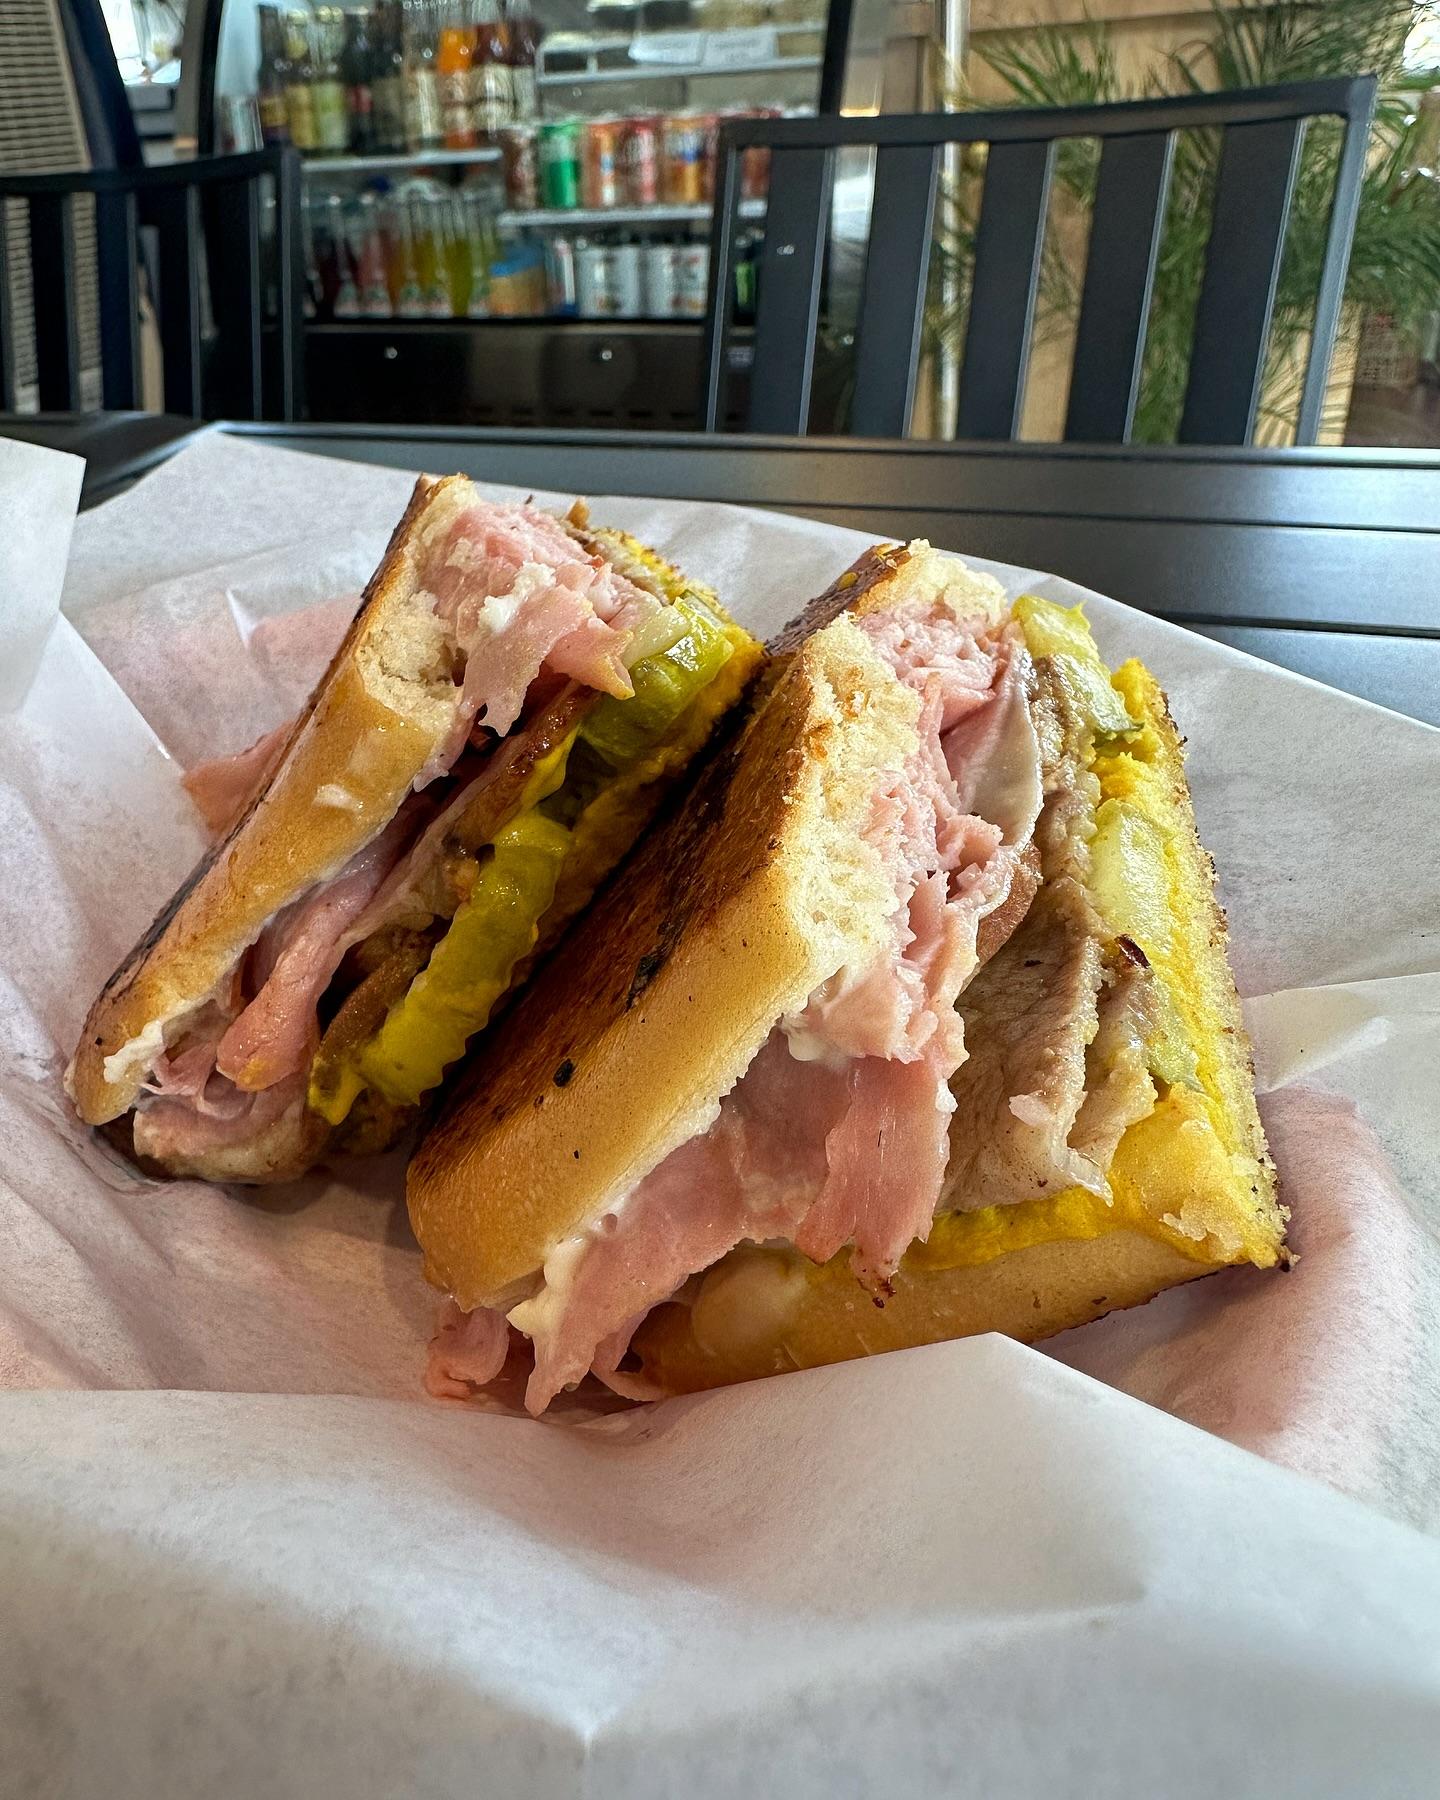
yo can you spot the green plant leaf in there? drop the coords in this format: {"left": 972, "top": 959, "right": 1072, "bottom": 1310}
{"left": 927, "top": 0, "right": 1440, "bottom": 441}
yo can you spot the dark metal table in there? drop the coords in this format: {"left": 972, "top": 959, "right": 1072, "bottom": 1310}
{"left": 4, "top": 413, "right": 1437, "bottom": 727}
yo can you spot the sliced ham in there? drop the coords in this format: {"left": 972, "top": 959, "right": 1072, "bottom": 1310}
{"left": 132, "top": 499, "right": 676, "bottom": 1163}
{"left": 418, "top": 502, "right": 662, "bottom": 776}
{"left": 132, "top": 1069, "right": 309, "bottom": 1167}
{"left": 792, "top": 1003, "right": 960, "bottom": 1287}
{"left": 143, "top": 1043, "right": 251, "bottom": 1123}
{"left": 215, "top": 809, "right": 418, "bottom": 1092}
{"left": 425, "top": 1299, "right": 512, "bottom": 1399}
{"left": 182, "top": 721, "right": 291, "bottom": 839}
{"left": 510, "top": 1034, "right": 845, "bottom": 1412}
{"left": 855, "top": 606, "right": 1005, "bottom": 733}
{"left": 485, "top": 599, "right": 1047, "bottom": 1414}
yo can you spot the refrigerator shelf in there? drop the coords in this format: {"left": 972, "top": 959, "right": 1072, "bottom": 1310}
{"left": 538, "top": 55, "right": 820, "bottom": 85}
{"left": 302, "top": 148, "right": 503, "bottom": 176}
{"left": 498, "top": 198, "right": 765, "bottom": 228}
{"left": 536, "top": 22, "right": 823, "bottom": 85}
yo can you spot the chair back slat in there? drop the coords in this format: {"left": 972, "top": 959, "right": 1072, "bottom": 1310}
{"left": 955, "top": 138, "right": 1055, "bottom": 440}
{"left": 702, "top": 77, "right": 1376, "bottom": 445}
{"left": 145, "top": 183, "right": 204, "bottom": 416}
{"left": 28, "top": 194, "right": 82, "bottom": 410}
{"left": 273, "top": 149, "right": 306, "bottom": 423}
{"left": 1066, "top": 131, "right": 1174, "bottom": 443}
{"left": 850, "top": 143, "right": 939, "bottom": 438}
{"left": 1179, "top": 115, "right": 1306, "bottom": 444}
{"left": 94, "top": 189, "right": 140, "bottom": 411}
{"left": 205, "top": 178, "right": 263, "bottom": 420}
{"left": 0, "top": 148, "right": 302, "bottom": 423}
{"left": 700, "top": 143, "right": 744, "bottom": 431}
{"left": 747, "top": 145, "right": 833, "bottom": 435}
{"left": 1295, "top": 100, "right": 1371, "bottom": 443}
{"left": 0, "top": 206, "right": 15, "bottom": 411}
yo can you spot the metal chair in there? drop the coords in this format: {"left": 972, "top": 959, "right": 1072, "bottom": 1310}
{"left": 0, "top": 148, "right": 305, "bottom": 420}
{"left": 702, "top": 77, "right": 1378, "bottom": 443}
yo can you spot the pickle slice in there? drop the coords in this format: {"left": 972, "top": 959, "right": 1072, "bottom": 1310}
{"left": 309, "top": 937, "right": 434, "bottom": 1128}
{"left": 310, "top": 598, "right": 737, "bottom": 1123}
{"left": 1087, "top": 797, "right": 1200, "bottom": 1090}
{"left": 354, "top": 810, "right": 572, "bottom": 1109}
{"left": 1014, "top": 593, "right": 1137, "bottom": 738}
{"left": 579, "top": 596, "right": 736, "bottom": 768}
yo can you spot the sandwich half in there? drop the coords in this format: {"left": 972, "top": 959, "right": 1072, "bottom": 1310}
{"left": 66, "top": 476, "right": 760, "bottom": 1183}
{"left": 409, "top": 541, "right": 1286, "bottom": 1412}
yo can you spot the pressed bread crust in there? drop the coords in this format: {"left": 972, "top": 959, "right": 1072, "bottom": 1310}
{"left": 407, "top": 544, "right": 1017, "bottom": 1309}
{"left": 625, "top": 666, "right": 1283, "bottom": 1394}
{"left": 67, "top": 474, "right": 469, "bottom": 1126}
{"left": 410, "top": 539, "right": 1281, "bottom": 1398}
{"left": 66, "top": 481, "right": 756, "bottom": 1152}
{"left": 407, "top": 615, "right": 923, "bottom": 1309}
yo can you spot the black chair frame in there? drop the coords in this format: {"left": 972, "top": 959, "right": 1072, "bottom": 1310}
{"left": 0, "top": 148, "right": 305, "bottom": 421}
{"left": 702, "top": 77, "right": 1378, "bottom": 443}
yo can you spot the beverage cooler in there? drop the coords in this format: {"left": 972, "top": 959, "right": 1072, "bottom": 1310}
{"left": 181, "top": 0, "right": 832, "bottom": 425}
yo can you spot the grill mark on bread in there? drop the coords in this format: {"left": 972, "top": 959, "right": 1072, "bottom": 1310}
{"left": 405, "top": 626, "right": 882, "bottom": 1274}
{"left": 78, "top": 476, "right": 439, "bottom": 1070}
{"left": 766, "top": 543, "right": 911, "bottom": 657}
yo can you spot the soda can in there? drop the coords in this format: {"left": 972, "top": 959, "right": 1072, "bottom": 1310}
{"left": 500, "top": 126, "right": 540, "bottom": 210}
{"left": 674, "top": 240, "right": 710, "bottom": 318}
{"left": 622, "top": 116, "right": 661, "bottom": 207}
{"left": 641, "top": 239, "right": 678, "bottom": 317}
{"left": 611, "top": 238, "right": 644, "bottom": 318}
{"left": 546, "top": 233, "right": 578, "bottom": 316}
{"left": 662, "top": 113, "right": 705, "bottom": 205}
{"left": 582, "top": 117, "right": 625, "bottom": 210}
{"left": 575, "top": 238, "right": 621, "bottom": 318}
{"left": 538, "top": 119, "right": 581, "bottom": 210}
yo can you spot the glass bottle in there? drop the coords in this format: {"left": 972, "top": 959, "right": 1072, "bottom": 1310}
{"left": 312, "top": 8, "right": 350, "bottom": 153}
{"left": 471, "top": 0, "right": 513, "bottom": 140}
{"left": 256, "top": 7, "right": 291, "bottom": 145}
{"left": 439, "top": 194, "right": 472, "bottom": 314}
{"left": 370, "top": 0, "right": 405, "bottom": 153}
{"left": 283, "top": 10, "right": 318, "bottom": 153}
{"left": 403, "top": 0, "right": 443, "bottom": 152}
{"left": 353, "top": 192, "right": 394, "bottom": 314}
{"left": 464, "top": 189, "right": 494, "bottom": 316}
{"left": 394, "top": 199, "right": 426, "bottom": 316}
{"left": 502, "top": 0, "right": 538, "bottom": 124}
{"left": 342, "top": 8, "right": 378, "bottom": 154}
{"left": 437, "top": 0, "right": 477, "bottom": 150}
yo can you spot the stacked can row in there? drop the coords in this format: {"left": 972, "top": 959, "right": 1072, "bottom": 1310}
{"left": 546, "top": 234, "right": 711, "bottom": 318}
{"left": 500, "top": 110, "right": 775, "bottom": 212}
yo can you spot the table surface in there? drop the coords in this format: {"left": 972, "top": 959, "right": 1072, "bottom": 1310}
{"left": 4, "top": 412, "right": 1437, "bottom": 728}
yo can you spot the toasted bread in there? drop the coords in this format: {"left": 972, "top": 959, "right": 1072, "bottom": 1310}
{"left": 67, "top": 482, "right": 761, "bottom": 1193}
{"left": 67, "top": 474, "right": 471, "bottom": 1126}
{"left": 623, "top": 658, "right": 1285, "bottom": 1394}
{"left": 407, "top": 614, "right": 922, "bottom": 1308}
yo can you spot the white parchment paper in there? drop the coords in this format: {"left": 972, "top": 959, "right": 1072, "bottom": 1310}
{"left": 2, "top": 432, "right": 1438, "bottom": 1797}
